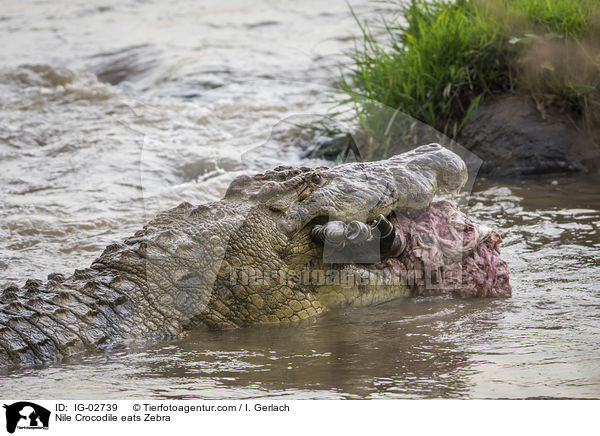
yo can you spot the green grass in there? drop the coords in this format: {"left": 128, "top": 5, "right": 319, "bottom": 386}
{"left": 494, "top": 0, "right": 598, "bottom": 37}
{"left": 339, "top": 0, "right": 600, "bottom": 149}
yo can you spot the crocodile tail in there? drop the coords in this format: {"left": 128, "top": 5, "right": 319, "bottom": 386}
{"left": 0, "top": 270, "right": 132, "bottom": 368}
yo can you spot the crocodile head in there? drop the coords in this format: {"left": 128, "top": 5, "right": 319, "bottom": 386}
{"left": 242, "top": 142, "right": 468, "bottom": 233}
{"left": 127, "top": 143, "right": 510, "bottom": 330}
{"left": 0, "top": 144, "right": 512, "bottom": 367}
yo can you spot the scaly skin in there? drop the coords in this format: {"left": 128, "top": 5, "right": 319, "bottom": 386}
{"left": 0, "top": 144, "right": 511, "bottom": 368}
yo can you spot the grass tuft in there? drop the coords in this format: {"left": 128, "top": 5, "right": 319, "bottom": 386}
{"left": 339, "top": 0, "right": 600, "bottom": 149}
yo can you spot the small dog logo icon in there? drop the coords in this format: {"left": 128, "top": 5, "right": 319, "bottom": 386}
{"left": 3, "top": 402, "right": 50, "bottom": 434}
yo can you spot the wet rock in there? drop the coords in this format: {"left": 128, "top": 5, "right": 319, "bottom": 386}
{"left": 457, "top": 96, "right": 600, "bottom": 178}
{"left": 302, "top": 133, "right": 359, "bottom": 161}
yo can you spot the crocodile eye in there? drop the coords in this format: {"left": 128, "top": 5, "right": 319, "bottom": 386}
{"left": 310, "top": 174, "right": 324, "bottom": 186}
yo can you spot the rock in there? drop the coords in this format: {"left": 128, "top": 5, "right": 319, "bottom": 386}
{"left": 302, "top": 133, "right": 359, "bottom": 161}
{"left": 457, "top": 95, "right": 600, "bottom": 178}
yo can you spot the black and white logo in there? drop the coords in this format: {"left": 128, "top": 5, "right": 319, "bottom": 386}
{"left": 3, "top": 402, "right": 50, "bottom": 434}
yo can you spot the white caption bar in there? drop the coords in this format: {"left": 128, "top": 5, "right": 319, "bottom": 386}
{"left": 0, "top": 399, "right": 595, "bottom": 436}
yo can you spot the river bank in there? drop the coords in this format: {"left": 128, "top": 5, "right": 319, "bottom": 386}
{"left": 337, "top": 0, "right": 600, "bottom": 177}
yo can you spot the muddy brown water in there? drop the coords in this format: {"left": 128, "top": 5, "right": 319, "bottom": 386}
{"left": 1, "top": 0, "right": 599, "bottom": 399}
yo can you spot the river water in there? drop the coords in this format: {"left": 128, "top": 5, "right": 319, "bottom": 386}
{"left": 1, "top": 0, "right": 599, "bottom": 399}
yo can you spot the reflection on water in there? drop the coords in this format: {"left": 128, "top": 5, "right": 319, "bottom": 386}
{"left": 1, "top": 0, "right": 599, "bottom": 399}
{"left": 1, "top": 298, "right": 482, "bottom": 399}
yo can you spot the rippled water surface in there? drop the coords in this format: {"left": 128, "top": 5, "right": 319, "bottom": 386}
{"left": 1, "top": 0, "right": 599, "bottom": 399}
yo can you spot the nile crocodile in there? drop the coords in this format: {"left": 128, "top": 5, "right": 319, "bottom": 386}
{"left": 0, "top": 144, "right": 511, "bottom": 368}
